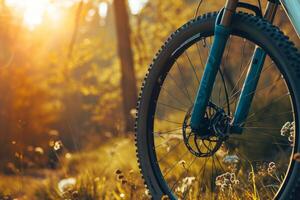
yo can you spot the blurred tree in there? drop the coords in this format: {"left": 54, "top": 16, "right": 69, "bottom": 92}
{"left": 113, "top": 0, "right": 137, "bottom": 132}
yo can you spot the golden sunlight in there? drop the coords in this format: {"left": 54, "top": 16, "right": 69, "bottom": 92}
{"left": 98, "top": 2, "right": 108, "bottom": 18}
{"left": 128, "top": 0, "right": 148, "bottom": 15}
{"left": 5, "top": 0, "right": 63, "bottom": 30}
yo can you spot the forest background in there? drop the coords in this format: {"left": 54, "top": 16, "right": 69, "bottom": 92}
{"left": 0, "top": 0, "right": 299, "bottom": 199}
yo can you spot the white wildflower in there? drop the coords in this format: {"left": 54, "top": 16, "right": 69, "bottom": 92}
{"left": 58, "top": 178, "right": 76, "bottom": 193}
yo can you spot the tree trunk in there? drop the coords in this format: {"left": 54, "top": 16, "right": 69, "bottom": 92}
{"left": 113, "top": 0, "right": 137, "bottom": 132}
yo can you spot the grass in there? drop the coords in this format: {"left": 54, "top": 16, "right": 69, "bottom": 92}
{"left": 0, "top": 135, "right": 284, "bottom": 200}
{"left": 0, "top": 136, "right": 148, "bottom": 200}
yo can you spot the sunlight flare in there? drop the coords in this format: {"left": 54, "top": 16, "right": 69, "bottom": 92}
{"left": 98, "top": 2, "right": 108, "bottom": 18}
{"left": 128, "top": 0, "right": 148, "bottom": 15}
{"left": 5, "top": 0, "right": 63, "bottom": 30}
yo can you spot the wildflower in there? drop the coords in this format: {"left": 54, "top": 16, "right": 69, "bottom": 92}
{"left": 34, "top": 147, "right": 44, "bottom": 154}
{"left": 223, "top": 155, "right": 240, "bottom": 164}
{"left": 53, "top": 140, "right": 63, "bottom": 151}
{"left": 58, "top": 178, "right": 76, "bottom": 193}
{"left": 257, "top": 167, "right": 267, "bottom": 177}
{"left": 179, "top": 160, "right": 186, "bottom": 167}
{"left": 120, "top": 193, "right": 125, "bottom": 198}
{"left": 267, "top": 162, "right": 276, "bottom": 174}
{"left": 223, "top": 154, "right": 241, "bottom": 173}
{"left": 215, "top": 172, "right": 239, "bottom": 192}
{"left": 281, "top": 121, "right": 295, "bottom": 145}
{"left": 65, "top": 153, "right": 72, "bottom": 159}
{"left": 175, "top": 176, "right": 195, "bottom": 194}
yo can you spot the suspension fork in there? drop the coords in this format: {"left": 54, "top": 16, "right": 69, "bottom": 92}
{"left": 190, "top": 0, "right": 278, "bottom": 135}
{"left": 190, "top": 0, "right": 238, "bottom": 134}
{"left": 231, "top": 2, "right": 278, "bottom": 133}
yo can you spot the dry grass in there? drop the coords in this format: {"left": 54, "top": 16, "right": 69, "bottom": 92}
{"left": 0, "top": 135, "right": 285, "bottom": 200}
{"left": 0, "top": 137, "right": 148, "bottom": 200}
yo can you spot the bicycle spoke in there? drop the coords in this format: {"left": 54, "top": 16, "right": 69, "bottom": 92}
{"left": 163, "top": 150, "right": 190, "bottom": 178}
{"left": 175, "top": 61, "right": 194, "bottom": 105}
{"left": 167, "top": 72, "right": 194, "bottom": 104}
{"left": 185, "top": 51, "right": 200, "bottom": 84}
{"left": 170, "top": 156, "right": 198, "bottom": 192}
{"left": 150, "top": 28, "right": 295, "bottom": 200}
{"left": 158, "top": 101, "right": 187, "bottom": 112}
{"left": 161, "top": 87, "right": 190, "bottom": 108}
{"left": 157, "top": 140, "right": 184, "bottom": 163}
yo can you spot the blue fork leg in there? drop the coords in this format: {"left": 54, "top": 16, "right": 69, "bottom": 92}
{"left": 190, "top": 19, "right": 231, "bottom": 134}
{"left": 231, "top": 47, "right": 266, "bottom": 133}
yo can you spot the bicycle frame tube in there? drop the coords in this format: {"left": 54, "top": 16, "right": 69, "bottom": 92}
{"left": 280, "top": 0, "right": 300, "bottom": 38}
{"left": 190, "top": 0, "right": 279, "bottom": 135}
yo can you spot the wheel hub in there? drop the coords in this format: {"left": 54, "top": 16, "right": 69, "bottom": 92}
{"left": 182, "top": 103, "right": 230, "bottom": 157}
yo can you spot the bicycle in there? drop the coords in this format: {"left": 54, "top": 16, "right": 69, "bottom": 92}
{"left": 135, "top": 0, "right": 300, "bottom": 199}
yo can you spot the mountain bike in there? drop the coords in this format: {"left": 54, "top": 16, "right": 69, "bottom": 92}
{"left": 135, "top": 0, "right": 300, "bottom": 199}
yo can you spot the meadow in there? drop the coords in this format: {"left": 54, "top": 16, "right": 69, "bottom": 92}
{"left": 0, "top": 0, "right": 299, "bottom": 199}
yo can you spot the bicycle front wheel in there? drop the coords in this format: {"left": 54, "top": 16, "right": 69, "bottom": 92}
{"left": 135, "top": 12, "right": 300, "bottom": 199}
